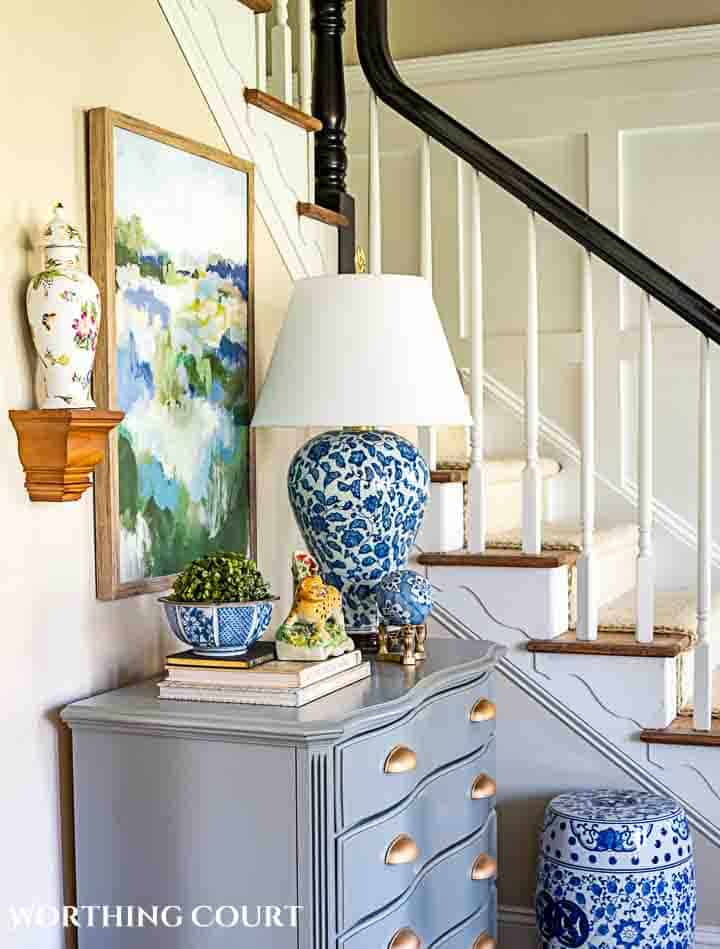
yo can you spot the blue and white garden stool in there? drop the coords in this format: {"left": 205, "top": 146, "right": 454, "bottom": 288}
{"left": 536, "top": 789, "right": 696, "bottom": 949}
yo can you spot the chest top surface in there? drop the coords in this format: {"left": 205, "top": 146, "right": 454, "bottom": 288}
{"left": 61, "top": 640, "right": 505, "bottom": 743}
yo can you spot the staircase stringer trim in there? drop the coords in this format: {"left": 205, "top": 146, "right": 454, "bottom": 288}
{"left": 432, "top": 599, "right": 720, "bottom": 848}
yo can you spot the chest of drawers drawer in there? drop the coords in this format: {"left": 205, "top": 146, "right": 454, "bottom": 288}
{"left": 337, "top": 742, "right": 496, "bottom": 932}
{"left": 433, "top": 898, "right": 498, "bottom": 949}
{"left": 338, "top": 817, "right": 497, "bottom": 949}
{"left": 336, "top": 675, "right": 496, "bottom": 831}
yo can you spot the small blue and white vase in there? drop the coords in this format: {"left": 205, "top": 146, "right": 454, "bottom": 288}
{"left": 288, "top": 430, "right": 430, "bottom": 631}
{"left": 536, "top": 789, "right": 696, "bottom": 949}
{"left": 159, "top": 597, "right": 278, "bottom": 656}
{"left": 376, "top": 570, "right": 433, "bottom": 627}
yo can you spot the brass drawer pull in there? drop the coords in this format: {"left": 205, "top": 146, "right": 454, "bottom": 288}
{"left": 471, "top": 853, "right": 498, "bottom": 881}
{"left": 471, "top": 774, "right": 497, "bottom": 800}
{"left": 384, "top": 745, "right": 417, "bottom": 774}
{"left": 473, "top": 935, "right": 496, "bottom": 949}
{"left": 385, "top": 833, "right": 420, "bottom": 866}
{"left": 388, "top": 928, "right": 421, "bottom": 949}
{"left": 469, "top": 699, "right": 496, "bottom": 722}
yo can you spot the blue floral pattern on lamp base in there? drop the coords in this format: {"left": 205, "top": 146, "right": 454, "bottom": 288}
{"left": 288, "top": 430, "right": 430, "bottom": 631}
{"left": 536, "top": 789, "right": 695, "bottom": 949}
{"left": 160, "top": 598, "right": 277, "bottom": 656}
{"left": 376, "top": 570, "right": 433, "bottom": 626}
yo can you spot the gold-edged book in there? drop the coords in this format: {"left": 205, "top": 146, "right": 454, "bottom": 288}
{"left": 166, "top": 648, "right": 362, "bottom": 690}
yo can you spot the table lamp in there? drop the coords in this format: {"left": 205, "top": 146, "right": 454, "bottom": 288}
{"left": 251, "top": 274, "right": 471, "bottom": 639}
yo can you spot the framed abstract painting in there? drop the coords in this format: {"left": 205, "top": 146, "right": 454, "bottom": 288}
{"left": 88, "top": 109, "right": 256, "bottom": 599}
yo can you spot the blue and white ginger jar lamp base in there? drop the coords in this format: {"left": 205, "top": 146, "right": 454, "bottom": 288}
{"left": 536, "top": 789, "right": 695, "bottom": 949}
{"left": 288, "top": 430, "right": 430, "bottom": 632}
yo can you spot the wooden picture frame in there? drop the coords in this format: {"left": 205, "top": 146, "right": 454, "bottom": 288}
{"left": 88, "top": 109, "right": 256, "bottom": 600}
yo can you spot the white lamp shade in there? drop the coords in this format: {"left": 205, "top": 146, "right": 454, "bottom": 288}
{"left": 252, "top": 275, "right": 471, "bottom": 428}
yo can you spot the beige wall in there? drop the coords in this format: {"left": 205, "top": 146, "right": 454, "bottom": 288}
{"left": 344, "top": 0, "right": 720, "bottom": 62}
{"left": 0, "top": 2, "right": 296, "bottom": 944}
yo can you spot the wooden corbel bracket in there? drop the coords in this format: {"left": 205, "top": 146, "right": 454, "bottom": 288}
{"left": 9, "top": 409, "right": 123, "bottom": 502}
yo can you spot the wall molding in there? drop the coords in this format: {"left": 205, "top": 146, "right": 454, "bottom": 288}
{"left": 499, "top": 905, "right": 720, "bottom": 947}
{"left": 346, "top": 23, "right": 720, "bottom": 93}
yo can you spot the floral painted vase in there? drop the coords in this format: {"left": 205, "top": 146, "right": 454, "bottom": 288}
{"left": 376, "top": 570, "right": 433, "bottom": 627}
{"left": 26, "top": 204, "right": 101, "bottom": 408}
{"left": 288, "top": 430, "right": 430, "bottom": 631}
{"left": 536, "top": 789, "right": 695, "bottom": 949}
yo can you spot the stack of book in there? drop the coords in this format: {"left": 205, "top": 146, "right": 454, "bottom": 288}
{"left": 159, "top": 646, "right": 370, "bottom": 707}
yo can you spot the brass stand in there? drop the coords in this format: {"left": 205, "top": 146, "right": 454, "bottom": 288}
{"left": 375, "top": 624, "right": 428, "bottom": 666}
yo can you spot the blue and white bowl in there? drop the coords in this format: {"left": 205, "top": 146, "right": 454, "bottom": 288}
{"left": 376, "top": 570, "right": 433, "bottom": 627}
{"left": 159, "top": 597, "right": 278, "bottom": 656}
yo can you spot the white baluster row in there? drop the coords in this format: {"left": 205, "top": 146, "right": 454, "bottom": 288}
{"left": 467, "top": 169, "right": 487, "bottom": 552}
{"left": 368, "top": 92, "right": 382, "bottom": 276}
{"left": 523, "top": 211, "right": 542, "bottom": 554}
{"left": 270, "top": 0, "right": 292, "bottom": 103}
{"left": 576, "top": 251, "right": 597, "bottom": 640}
{"left": 418, "top": 135, "right": 437, "bottom": 470}
{"left": 255, "top": 13, "right": 267, "bottom": 91}
{"left": 695, "top": 335, "right": 713, "bottom": 731}
{"left": 636, "top": 293, "right": 655, "bottom": 643}
{"left": 298, "top": 0, "right": 312, "bottom": 114}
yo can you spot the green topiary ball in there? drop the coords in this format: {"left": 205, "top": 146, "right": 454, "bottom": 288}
{"left": 172, "top": 552, "right": 271, "bottom": 604}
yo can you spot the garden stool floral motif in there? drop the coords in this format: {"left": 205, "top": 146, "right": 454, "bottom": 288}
{"left": 536, "top": 789, "right": 695, "bottom": 949}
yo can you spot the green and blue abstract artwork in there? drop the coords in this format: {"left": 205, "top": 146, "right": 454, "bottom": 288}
{"left": 113, "top": 127, "right": 253, "bottom": 584}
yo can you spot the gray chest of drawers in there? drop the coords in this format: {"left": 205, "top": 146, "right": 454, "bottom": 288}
{"left": 62, "top": 640, "right": 504, "bottom": 949}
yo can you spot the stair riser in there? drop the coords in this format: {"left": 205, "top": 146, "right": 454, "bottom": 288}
{"left": 531, "top": 652, "right": 678, "bottom": 730}
{"left": 424, "top": 564, "right": 570, "bottom": 639}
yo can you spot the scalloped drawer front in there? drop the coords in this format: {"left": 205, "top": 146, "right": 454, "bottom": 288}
{"left": 337, "top": 675, "right": 495, "bottom": 831}
{"left": 432, "top": 892, "right": 498, "bottom": 948}
{"left": 338, "top": 744, "right": 496, "bottom": 932}
{"left": 338, "top": 819, "right": 496, "bottom": 949}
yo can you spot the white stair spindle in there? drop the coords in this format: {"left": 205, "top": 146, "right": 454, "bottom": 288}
{"left": 255, "top": 13, "right": 267, "bottom": 92}
{"left": 636, "top": 292, "right": 655, "bottom": 643}
{"left": 418, "top": 134, "right": 437, "bottom": 469}
{"left": 576, "top": 250, "right": 597, "bottom": 640}
{"left": 271, "top": 0, "right": 293, "bottom": 104}
{"left": 368, "top": 91, "right": 382, "bottom": 276}
{"left": 298, "top": 0, "right": 312, "bottom": 115}
{"left": 695, "top": 335, "right": 713, "bottom": 731}
{"left": 457, "top": 157, "right": 467, "bottom": 340}
{"left": 468, "top": 170, "right": 487, "bottom": 552}
{"left": 523, "top": 210, "right": 542, "bottom": 554}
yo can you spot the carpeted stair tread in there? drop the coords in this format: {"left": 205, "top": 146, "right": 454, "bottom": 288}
{"left": 438, "top": 457, "right": 561, "bottom": 484}
{"left": 597, "top": 589, "right": 720, "bottom": 643}
{"left": 486, "top": 521, "right": 638, "bottom": 554}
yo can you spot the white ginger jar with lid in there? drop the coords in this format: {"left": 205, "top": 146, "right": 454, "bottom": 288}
{"left": 26, "top": 203, "right": 101, "bottom": 408}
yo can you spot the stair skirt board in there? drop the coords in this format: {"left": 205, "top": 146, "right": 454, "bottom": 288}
{"left": 498, "top": 905, "right": 720, "bottom": 948}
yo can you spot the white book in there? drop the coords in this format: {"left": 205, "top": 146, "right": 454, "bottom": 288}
{"left": 166, "top": 649, "right": 362, "bottom": 690}
{"left": 159, "top": 662, "right": 371, "bottom": 708}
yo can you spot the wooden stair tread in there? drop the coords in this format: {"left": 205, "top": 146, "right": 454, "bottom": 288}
{"left": 297, "top": 202, "right": 351, "bottom": 228}
{"left": 244, "top": 89, "right": 322, "bottom": 132}
{"left": 527, "top": 629, "right": 692, "bottom": 659}
{"left": 437, "top": 457, "right": 561, "bottom": 484}
{"left": 641, "top": 717, "right": 720, "bottom": 747}
{"left": 237, "top": 0, "right": 272, "bottom": 12}
{"left": 431, "top": 470, "right": 468, "bottom": 484}
{"left": 418, "top": 549, "right": 578, "bottom": 569}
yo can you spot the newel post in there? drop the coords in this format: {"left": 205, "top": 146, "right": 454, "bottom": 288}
{"left": 311, "top": 0, "right": 356, "bottom": 273}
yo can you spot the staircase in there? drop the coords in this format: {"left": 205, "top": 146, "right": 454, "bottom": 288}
{"left": 161, "top": 0, "right": 720, "bottom": 843}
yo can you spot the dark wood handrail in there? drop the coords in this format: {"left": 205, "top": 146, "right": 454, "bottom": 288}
{"left": 355, "top": 0, "right": 720, "bottom": 343}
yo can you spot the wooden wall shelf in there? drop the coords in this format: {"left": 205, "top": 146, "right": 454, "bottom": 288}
{"left": 9, "top": 409, "right": 124, "bottom": 502}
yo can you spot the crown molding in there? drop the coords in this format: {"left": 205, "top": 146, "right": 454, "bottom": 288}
{"left": 346, "top": 24, "right": 720, "bottom": 94}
